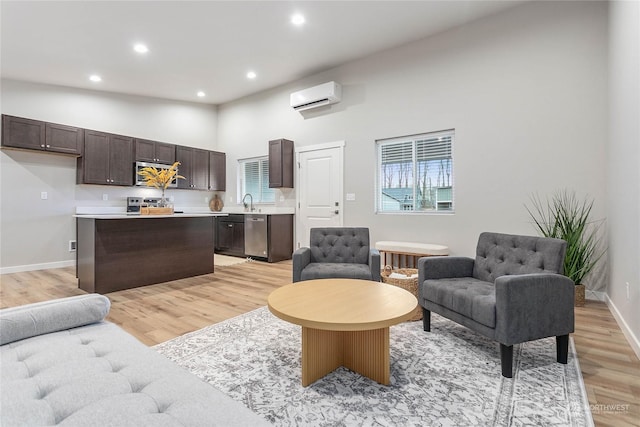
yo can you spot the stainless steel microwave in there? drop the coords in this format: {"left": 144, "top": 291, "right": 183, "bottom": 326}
{"left": 134, "top": 161, "right": 179, "bottom": 187}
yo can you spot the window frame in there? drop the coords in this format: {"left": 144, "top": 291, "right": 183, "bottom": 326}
{"left": 375, "top": 129, "right": 455, "bottom": 215}
{"left": 237, "top": 156, "right": 275, "bottom": 205}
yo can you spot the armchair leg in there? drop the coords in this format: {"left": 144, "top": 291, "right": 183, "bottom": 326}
{"left": 422, "top": 309, "right": 431, "bottom": 332}
{"left": 556, "top": 335, "right": 569, "bottom": 364}
{"left": 500, "top": 344, "right": 513, "bottom": 378}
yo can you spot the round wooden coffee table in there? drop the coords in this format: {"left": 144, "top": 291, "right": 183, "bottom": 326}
{"left": 267, "top": 278, "right": 418, "bottom": 386}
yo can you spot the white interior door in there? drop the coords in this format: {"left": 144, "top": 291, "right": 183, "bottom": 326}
{"left": 296, "top": 142, "right": 344, "bottom": 248}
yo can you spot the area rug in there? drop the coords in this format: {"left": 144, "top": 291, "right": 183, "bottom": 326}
{"left": 214, "top": 254, "right": 250, "bottom": 267}
{"left": 155, "top": 307, "right": 593, "bottom": 426}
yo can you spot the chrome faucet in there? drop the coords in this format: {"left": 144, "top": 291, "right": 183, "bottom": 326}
{"left": 242, "top": 193, "right": 254, "bottom": 212}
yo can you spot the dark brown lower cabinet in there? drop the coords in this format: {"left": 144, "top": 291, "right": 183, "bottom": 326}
{"left": 77, "top": 216, "right": 214, "bottom": 293}
{"left": 216, "top": 215, "right": 245, "bottom": 257}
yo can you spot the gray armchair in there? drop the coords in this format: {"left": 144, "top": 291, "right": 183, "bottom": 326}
{"left": 418, "top": 232, "right": 574, "bottom": 378}
{"left": 293, "top": 227, "right": 381, "bottom": 283}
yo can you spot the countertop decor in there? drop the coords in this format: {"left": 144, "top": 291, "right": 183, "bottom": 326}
{"left": 137, "top": 161, "right": 185, "bottom": 210}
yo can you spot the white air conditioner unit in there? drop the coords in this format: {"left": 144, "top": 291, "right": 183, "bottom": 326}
{"left": 290, "top": 81, "right": 342, "bottom": 112}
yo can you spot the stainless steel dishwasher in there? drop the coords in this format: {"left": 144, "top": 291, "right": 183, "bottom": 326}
{"left": 244, "top": 214, "right": 268, "bottom": 258}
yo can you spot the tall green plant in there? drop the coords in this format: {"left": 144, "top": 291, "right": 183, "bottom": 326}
{"left": 526, "top": 190, "right": 605, "bottom": 285}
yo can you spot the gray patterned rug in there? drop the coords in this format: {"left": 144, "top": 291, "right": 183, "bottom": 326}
{"left": 154, "top": 307, "right": 593, "bottom": 426}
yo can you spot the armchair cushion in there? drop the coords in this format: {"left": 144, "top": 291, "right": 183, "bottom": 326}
{"left": 423, "top": 278, "right": 496, "bottom": 328}
{"left": 300, "top": 263, "right": 375, "bottom": 281}
{"left": 310, "top": 227, "right": 371, "bottom": 264}
{"left": 473, "top": 232, "right": 566, "bottom": 282}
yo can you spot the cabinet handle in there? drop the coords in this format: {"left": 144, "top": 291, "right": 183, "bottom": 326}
{"left": 41, "top": 145, "right": 45, "bottom": 148}
{"left": 228, "top": 224, "right": 233, "bottom": 228}
{"left": 46, "top": 145, "right": 50, "bottom": 148}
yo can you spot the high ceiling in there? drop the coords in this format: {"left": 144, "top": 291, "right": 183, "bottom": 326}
{"left": 1, "top": 1, "right": 522, "bottom": 105}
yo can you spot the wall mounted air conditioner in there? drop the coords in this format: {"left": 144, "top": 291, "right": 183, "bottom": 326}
{"left": 290, "top": 81, "right": 342, "bottom": 112}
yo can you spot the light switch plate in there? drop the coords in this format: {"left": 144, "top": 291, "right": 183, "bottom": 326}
{"left": 346, "top": 193, "right": 356, "bottom": 201}
{"left": 41, "top": 192, "right": 48, "bottom": 200}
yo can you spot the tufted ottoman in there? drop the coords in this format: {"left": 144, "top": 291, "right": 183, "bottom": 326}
{"left": 0, "top": 294, "right": 270, "bottom": 426}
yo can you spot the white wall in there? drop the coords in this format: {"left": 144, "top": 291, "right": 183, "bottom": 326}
{"left": 218, "top": 1, "right": 609, "bottom": 289}
{"left": 0, "top": 80, "right": 218, "bottom": 271}
{"left": 607, "top": 1, "right": 640, "bottom": 355}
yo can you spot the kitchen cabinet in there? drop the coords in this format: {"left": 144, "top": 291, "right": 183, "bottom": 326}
{"left": 134, "top": 138, "right": 176, "bottom": 164}
{"left": 266, "top": 214, "right": 294, "bottom": 262}
{"left": 269, "top": 138, "right": 294, "bottom": 188}
{"left": 78, "top": 130, "right": 133, "bottom": 186}
{"left": 176, "top": 146, "right": 209, "bottom": 190}
{"left": 2, "top": 114, "right": 83, "bottom": 155}
{"left": 209, "top": 151, "right": 226, "bottom": 191}
{"left": 216, "top": 215, "right": 245, "bottom": 257}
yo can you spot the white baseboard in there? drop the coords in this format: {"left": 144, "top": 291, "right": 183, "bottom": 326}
{"left": 604, "top": 294, "right": 640, "bottom": 360}
{"left": 0, "top": 260, "right": 75, "bottom": 275}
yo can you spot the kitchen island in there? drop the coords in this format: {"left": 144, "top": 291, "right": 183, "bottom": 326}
{"left": 75, "top": 213, "right": 226, "bottom": 294}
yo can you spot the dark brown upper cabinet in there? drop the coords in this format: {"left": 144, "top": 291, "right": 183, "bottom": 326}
{"left": 176, "top": 146, "right": 209, "bottom": 190}
{"left": 134, "top": 138, "right": 176, "bottom": 164}
{"left": 2, "top": 115, "right": 83, "bottom": 155}
{"left": 269, "top": 138, "right": 294, "bottom": 188}
{"left": 78, "top": 130, "right": 133, "bottom": 186}
{"left": 209, "top": 151, "right": 226, "bottom": 191}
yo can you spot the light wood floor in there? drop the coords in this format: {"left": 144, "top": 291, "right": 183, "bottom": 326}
{"left": 1, "top": 261, "right": 638, "bottom": 427}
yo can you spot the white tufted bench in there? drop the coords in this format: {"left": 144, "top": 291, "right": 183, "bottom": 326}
{"left": 375, "top": 241, "right": 449, "bottom": 268}
{"left": 0, "top": 294, "right": 269, "bottom": 426}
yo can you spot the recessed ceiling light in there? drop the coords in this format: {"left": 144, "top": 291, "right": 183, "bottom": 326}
{"left": 89, "top": 75, "right": 102, "bottom": 82}
{"left": 246, "top": 71, "right": 257, "bottom": 80}
{"left": 291, "top": 13, "right": 305, "bottom": 26}
{"left": 197, "top": 91, "right": 206, "bottom": 97}
{"left": 133, "top": 43, "right": 149, "bottom": 54}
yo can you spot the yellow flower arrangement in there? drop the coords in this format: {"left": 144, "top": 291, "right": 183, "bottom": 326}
{"left": 137, "top": 162, "right": 185, "bottom": 205}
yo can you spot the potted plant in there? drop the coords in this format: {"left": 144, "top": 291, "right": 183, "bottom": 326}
{"left": 525, "top": 190, "right": 605, "bottom": 306}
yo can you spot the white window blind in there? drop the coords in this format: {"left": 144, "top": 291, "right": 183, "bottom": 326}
{"left": 377, "top": 129, "right": 454, "bottom": 213}
{"left": 238, "top": 157, "right": 275, "bottom": 204}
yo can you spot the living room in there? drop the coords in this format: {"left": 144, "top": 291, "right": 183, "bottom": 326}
{"left": 1, "top": 1, "right": 638, "bottom": 426}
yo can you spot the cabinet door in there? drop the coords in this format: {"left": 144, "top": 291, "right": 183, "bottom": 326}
{"left": 109, "top": 135, "right": 134, "bottom": 185}
{"left": 216, "top": 220, "right": 233, "bottom": 250}
{"left": 231, "top": 222, "right": 245, "bottom": 254}
{"left": 134, "top": 139, "right": 156, "bottom": 162}
{"left": 82, "top": 131, "right": 110, "bottom": 184}
{"left": 155, "top": 142, "right": 176, "bottom": 164}
{"left": 192, "top": 148, "right": 209, "bottom": 190}
{"left": 209, "top": 151, "right": 226, "bottom": 191}
{"left": 176, "top": 146, "right": 193, "bottom": 189}
{"left": 269, "top": 139, "right": 294, "bottom": 188}
{"left": 45, "top": 123, "right": 83, "bottom": 155}
{"left": 2, "top": 115, "right": 45, "bottom": 150}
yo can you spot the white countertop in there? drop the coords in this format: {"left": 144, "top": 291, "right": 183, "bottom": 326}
{"left": 75, "top": 206, "right": 295, "bottom": 217}
{"left": 74, "top": 213, "right": 227, "bottom": 219}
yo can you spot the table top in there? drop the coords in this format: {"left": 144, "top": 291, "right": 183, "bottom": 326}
{"left": 267, "top": 279, "right": 418, "bottom": 331}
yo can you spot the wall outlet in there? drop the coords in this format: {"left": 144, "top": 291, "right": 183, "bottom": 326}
{"left": 41, "top": 191, "right": 48, "bottom": 200}
{"left": 626, "top": 282, "right": 630, "bottom": 300}
{"left": 102, "top": 194, "right": 108, "bottom": 201}
{"left": 69, "top": 240, "right": 77, "bottom": 252}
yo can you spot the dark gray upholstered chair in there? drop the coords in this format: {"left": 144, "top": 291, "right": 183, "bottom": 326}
{"left": 418, "top": 232, "right": 574, "bottom": 378}
{"left": 293, "top": 227, "right": 381, "bottom": 283}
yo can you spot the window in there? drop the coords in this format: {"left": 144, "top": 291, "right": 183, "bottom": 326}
{"left": 238, "top": 156, "right": 275, "bottom": 204}
{"left": 376, "top": 129, "right": 454, "bottom": 213}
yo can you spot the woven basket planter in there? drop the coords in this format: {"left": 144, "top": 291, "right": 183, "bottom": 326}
{"left": 381, "top": 267, "right": 422, "bottom": 321}
{"left": 575, "top": 284, "right": 586, "bottom": 307}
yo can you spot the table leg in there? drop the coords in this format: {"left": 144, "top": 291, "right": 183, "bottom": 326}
{"left": 301, "top": 326, "right": 390, "bottom": 386}
{"left": 342, "top": 327, "right": 390, "bottom": 385}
